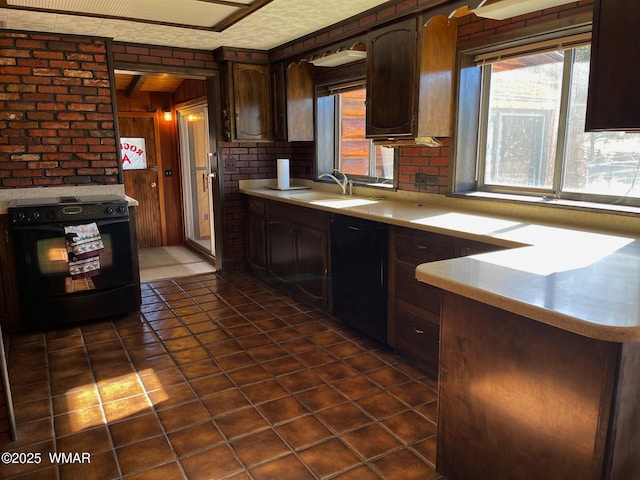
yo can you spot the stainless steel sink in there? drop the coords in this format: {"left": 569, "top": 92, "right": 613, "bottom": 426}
{"left": 286, "top": 191, "right": 379, "bottom": 208}
{"left": 286, "top": 191, "right": 341, "bottom": 201}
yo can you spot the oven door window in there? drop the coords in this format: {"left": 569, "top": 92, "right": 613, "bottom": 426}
{"left": 14, "top": 219, "right": 134, "bottom": 297}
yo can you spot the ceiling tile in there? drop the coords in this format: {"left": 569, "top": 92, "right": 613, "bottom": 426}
{"left": 2, "top": 0, "right": 395, "bottom": 50}
{"left": 95, "top": 19, "right": 147, "bottom": 41}
{"left": 52, "top": 14, "right": 104, "bottom": 35}
{"left": 6, "top": 9, "right": 56, "bottom": 31}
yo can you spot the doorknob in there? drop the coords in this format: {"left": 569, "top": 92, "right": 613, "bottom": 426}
{"left": 151, "top": 182, "right": 157, "bottom": 188}
{"left": 209, "top": 172, "right": 217, "bottom": 179}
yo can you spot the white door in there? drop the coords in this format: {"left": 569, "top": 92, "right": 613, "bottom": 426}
{"left": 178, "top": 104, "right": 215, "bottom": 256}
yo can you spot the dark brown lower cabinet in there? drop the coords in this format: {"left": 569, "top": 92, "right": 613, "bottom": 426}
{"left": 388, "top": 226, "right": 453, "bottom": 377}
{"left": 0, "top": 215, "right": 19, "bottom": 329}
{"left": 246, "top": 197, "right": 268, "bottom": 277}
{"left": 267, "top": 216, "right": 295, "bottom": 284}
{"left": 438, "top": 292, "right": 640, "bottom": 480}
{"left": 388, "top": 226, "right": 505, "bottom": 377}
{"left": 249, "top": 198, "right": 330, "bottom": 309}
{"left": 293, "top": 224, "right": 328, "bottom": 306}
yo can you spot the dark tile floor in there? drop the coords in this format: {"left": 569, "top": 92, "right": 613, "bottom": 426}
{"left": 2, "top": 272, "right": 442, "bottom": 479}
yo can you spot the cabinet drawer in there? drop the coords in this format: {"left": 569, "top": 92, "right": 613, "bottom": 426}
{"left": 394, "top": 259, "right": 442, "bottom": 322}
{"left": 247, "top": 197, "right": 266, "bottom": 215}
{"left": 269, "top": 201, "right": 327, "bottom": 226}
{"left": 454, "top": 238, "right": 503, "bottom": 257}
{"left": 394, "top": 229, "right": 452, "bottom": 264}
{"left": 393, "top": 305, "right": 439, "bottom": 376}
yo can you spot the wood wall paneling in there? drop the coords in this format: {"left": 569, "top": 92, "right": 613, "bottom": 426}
{"left": 118, "top": 114, "right": 164, "bottom": 248}
{"left": 116, "top": 91, "right": 184, "bottom": 246}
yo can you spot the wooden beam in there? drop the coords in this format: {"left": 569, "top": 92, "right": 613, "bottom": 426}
{"left": 126, "top": 74, "right": 147, "bottom": 98}
{"left": 193, "top": 0, "right": 249, "bottom": 7}
{"left": 212, "top": 0, "right": 274, "bottom": 32}
{"left": 3, "top": 0, "right": 274, "bottom": 32}
{"left": 2, "top": 5, "right": 215, "bottom": 31}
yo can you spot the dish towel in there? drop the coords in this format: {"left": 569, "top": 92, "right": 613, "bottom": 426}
{"left": 64, "top": 222, "right": 105, "bottom": 279}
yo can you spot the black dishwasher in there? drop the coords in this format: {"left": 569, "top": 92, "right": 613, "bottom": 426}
{"left": 330, "top": 215, "right": 389, "bottom": 344}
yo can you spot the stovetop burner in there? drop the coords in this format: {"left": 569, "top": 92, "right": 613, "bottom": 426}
{"left": 9, "top": 194, "right": 129, "bottom": 225}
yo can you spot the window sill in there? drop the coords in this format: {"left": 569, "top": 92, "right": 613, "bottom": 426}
{"left": 355, "top": 181, "right": 394, "bottom": 190}
{"left": 451, "top": 190, "right": 640, "bottom": 218}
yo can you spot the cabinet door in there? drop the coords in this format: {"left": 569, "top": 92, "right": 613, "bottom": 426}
{"left": 246, "top": 197, "right": 267, "bottom": 276}
{"left": 393, "top": 304, "right": 440, "bottom": 377}
{"left": 294, "top": 225, "right": 328, "bottom": 308}
{"left": 286, "top": 61, "right": 314, "bottom": 141}
{"left": 586, "top": 0, "right": 640, "bottom": 131}
{"left": 271, "top": 62, "right": 287, "bottom": 141}
{"left": 233, "top": 63, "right": 272, "bottom": 141}
{"left": 0, "top": 216, "right": 18, "bottom": 329}
{"left": 267, "top": 217, "right": 295, "bottom": 285}
{"left": 394, "top": 258, "right": 442, "bottom": 323}
{"left": 417, "top": 15, "right": 458, "bottom": 139}
{"left": 246, "top": 213, "right": 267, "bottom": 277}
{"left": 366, "top": 17, "right": 417, "bottom": 138}
{"left": 454, "top": 238, "right": 503, "bottom": 258}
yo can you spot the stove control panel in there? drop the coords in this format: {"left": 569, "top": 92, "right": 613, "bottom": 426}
{"left": 9, "top": 201, "right": 129, "bottom": 225}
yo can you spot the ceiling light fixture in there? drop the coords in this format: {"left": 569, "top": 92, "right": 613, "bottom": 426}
{"left": 309, "top": 42, "right": 366, "bottom": 68}
{"left": 472, "top": 0, "right": 576, "bottom": 20}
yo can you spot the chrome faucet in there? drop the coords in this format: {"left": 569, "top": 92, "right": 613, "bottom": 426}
{"left": 319, "top": 170, "right": 351, "bottom": 195}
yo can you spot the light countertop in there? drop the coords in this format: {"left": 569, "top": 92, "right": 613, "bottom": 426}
{"left": 241, "top": 179, "right": 640, "bottom": 343}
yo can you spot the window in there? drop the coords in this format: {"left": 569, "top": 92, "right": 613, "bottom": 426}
{"left": 316, "top": 84, "right": 396, "bottom": 188}
{"left": 476, "top": 45, "right": 640, "bottom": 206}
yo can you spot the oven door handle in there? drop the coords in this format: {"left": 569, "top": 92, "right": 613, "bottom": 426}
{"left": 11, "top": 217, "right": 129, "bottom": 231}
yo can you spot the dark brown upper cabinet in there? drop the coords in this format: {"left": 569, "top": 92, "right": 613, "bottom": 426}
{"left": 418, "top": 14, "right": 459, "bottom": 140}
{"left": 365, "top": 15, "right": 458, "bottom": 143}
{"left": 272, "top": 62, "right": 287, "bottom": 141}
{"left": 224, "top": 62, "right": 272, "bottom": 141}
{"left": 585, "top": 0, "right": 640, "bottom": 131}
{"left": 286, "top": 61, "right": 314, "bottom": 142}
{"left": 272, "top": 60, "right": 314, "bottom": 142}
{"left": 366, "top": 18, "right": 417, "bottom": 138}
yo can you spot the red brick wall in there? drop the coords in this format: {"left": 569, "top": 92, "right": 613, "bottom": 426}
{"left": 0, "top": 31, "right": 118, "bottom": 188}
{"left": 397, "top": 140, "right": 450, "bottom": 193}
{"left": 221, "top": 141, "right": 314, "bottom": 271}
{"left": 111, "top": 43, "right": 218, "bottom": 71}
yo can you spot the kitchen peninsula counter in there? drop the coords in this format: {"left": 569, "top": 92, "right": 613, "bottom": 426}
{"left": 241, "top": 180, "right": 640, "bottom": 342}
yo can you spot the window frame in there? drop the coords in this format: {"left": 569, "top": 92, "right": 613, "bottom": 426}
{"left": 315, "top": 78, "right": 398, "bottom": 189}
{"left": 453, "top": 21, "right": 640, "bottom": 209}
{"left": 476, "top": 48, "right": 574, "bottom": 196}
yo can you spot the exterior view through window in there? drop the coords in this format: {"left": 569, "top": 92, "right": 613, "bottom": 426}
{"left": 480, "top": 45, "right": 640, "bottom": 204}
{"left": 337, "top": 88, "right": 394, "bottom": 185}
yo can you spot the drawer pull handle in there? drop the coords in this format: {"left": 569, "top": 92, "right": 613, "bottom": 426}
{"left": 413, "top": 326, "right": 424, "bottom": 334}
{"left": 416, "top": 245, "right": 427, "bottom": 250}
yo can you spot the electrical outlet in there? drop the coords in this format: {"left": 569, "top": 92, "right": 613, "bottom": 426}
{"left": 426, "top": 175, "right": 439, "bottom": 186}
{"left": 415, "top": 173, "right": 427, "bottom": 189}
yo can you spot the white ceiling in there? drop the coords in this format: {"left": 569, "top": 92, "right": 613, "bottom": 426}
{"left": 0, "top": 0, "right": 393, "bottom": 51}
